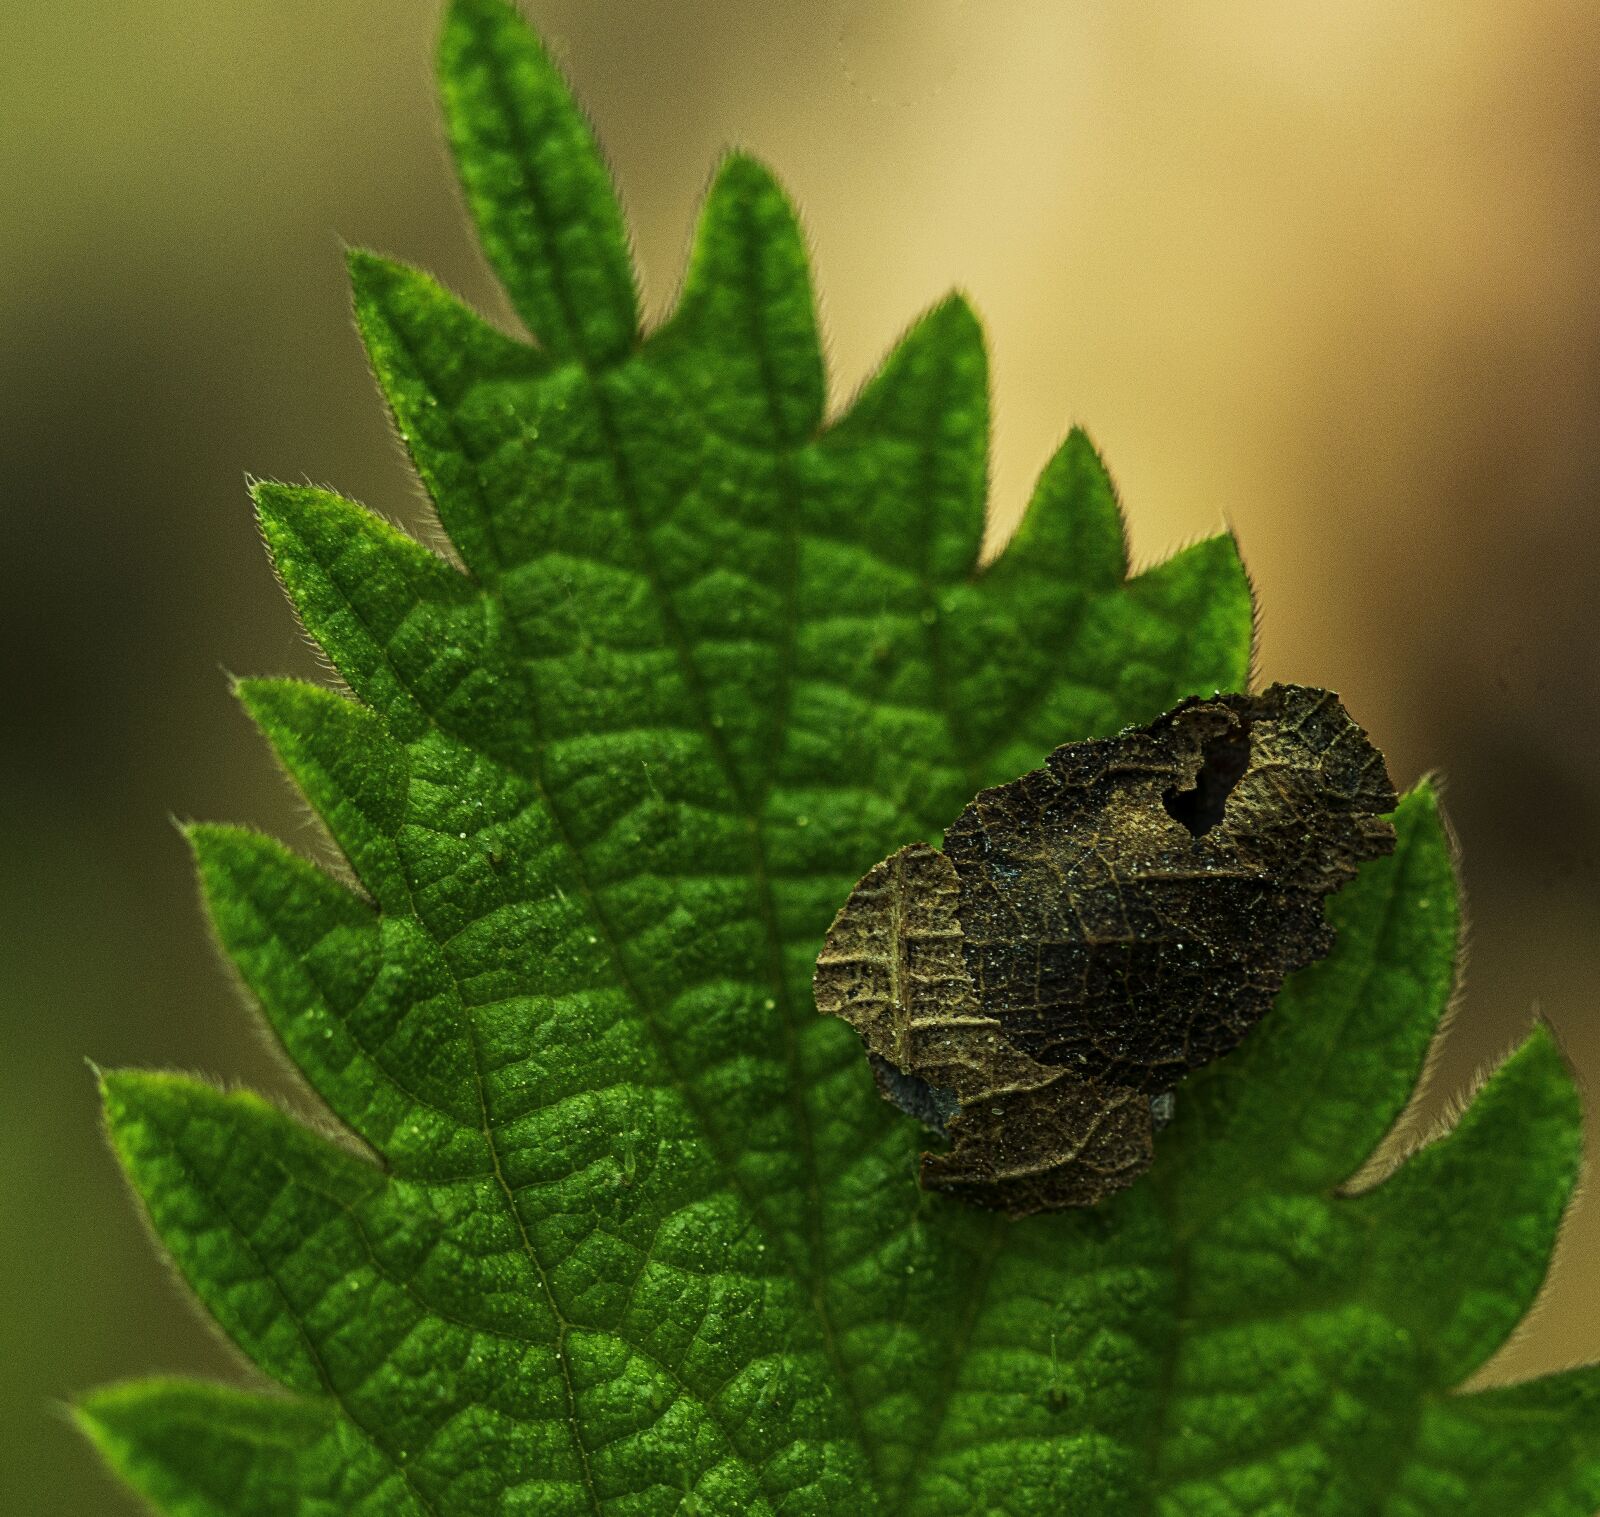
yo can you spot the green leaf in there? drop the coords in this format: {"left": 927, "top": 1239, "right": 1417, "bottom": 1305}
{"left": 83, "top": 1, "right": 1597, "bottom": 1513}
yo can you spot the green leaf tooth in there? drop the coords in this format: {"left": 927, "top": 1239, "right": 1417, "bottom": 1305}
{"left": 440, "top": 0, "right": 639, "bottom": 366}
{"left": 236, "top": 677, "right": 410, "bottom": 912}
{"left": 1357, "top": 1024, "right": 1582, "bottom": 1390}
{"left": 74, "top": 1380, "right": 414, "bottom": 1517}
{"left": 349, "top": 248, "right": 549, "bottom": 581}
{"left": 1409, "top": 1364, "right": 1600, "bottom": 1516}
{"left": 100, "top": 1071, "right": 385, "bottom": 1395}
{"left": 254, "top": 482, "right": 534, "bottom": 769}
{"left": 180, "top": 834, "right": 878, "bottom": 1515}
{"left": 188, "top": 818, "right": 369, "bottom": 935}
{"left": 1161, "top": 782, "right": 1459, "bottom": 1219}
{"left": 186, "top": 822, "right": 485, "bottom": 1174}
{"left": 348, "top": 247, "right": 545, "bottom": 382}
{"left": 651, "top": 151, "right": 825, "bottom": 447}
{"left": 824, "top": 293, "right": 989, "bottom": 584}
{"left": 985, "top": 426, "right": 1129, "bottom": 596}
{"left": 252, "top": 480, "right": 464, "bottom": 727}
{"left": 973, "top": 530, "right": 1254, "bottom": 786}
{"left": 1114, "top": 530, "right": 1254, "bottom": 701}
{"left": 96, "top": 1077, "right": 596, "bottom": 1511}
{"left": 940, "top": 426, "right": 1131, "bottom": 770}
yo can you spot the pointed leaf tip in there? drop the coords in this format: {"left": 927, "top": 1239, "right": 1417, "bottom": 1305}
{"left": 98, "top": 1067, "right": 165, "bottom": 1134}
{"left": 656, "top": 145, "right": 824, "bottom": 444}
{"left": 709, "top": 148, "right": 785, "bottom": 199}
{"left": 345, "top": 245, "right": 442, "bottom": 311}
{"left": 1362, "top": 1023, "right": 1581, "bottom": 1387}
{"left": 345, "top": 246, "right": 426, "bottom": 321}
{"left": 77, "top": 1380, "right": 356, "bottom": 1517}
{"left": 984, "top": 422, "right": 1128, "bottom": 597}
{"left": 344, "top": 242, "right": 387, "bottom": 286}
{"left": 249, "top": 478, "right": 313, "bottom": 543}
{"left": 440, "top": 0, "right": 638, "bottom": 365}
{"left": 347, "top": 243, "right": 550, "bottom": 581}
{"left": 927, "top": 287, "right": 983, "bottom": 339}
{"left": 234, "top": 677, "right": 410, "bottom": 908}
{"left": 836, "top": 287, "right": 989, "bottom": 445}
{"left": 1128, "top": 529, "right": 1255, "bottom": 686}
{"left": 842, "top": 291, "right": 991, "bottom": 585}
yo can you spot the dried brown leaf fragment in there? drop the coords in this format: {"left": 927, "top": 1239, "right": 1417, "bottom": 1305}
{"left": 813, "top": 683, "right": 1396, "bottom": 1215}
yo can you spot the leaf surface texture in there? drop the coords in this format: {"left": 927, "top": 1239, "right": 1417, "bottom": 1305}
{"left": 80, "top": 3, "right": 1597, "bottom": 1513}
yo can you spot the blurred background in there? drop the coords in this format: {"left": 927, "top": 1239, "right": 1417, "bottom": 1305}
{"left": 6, "top": 1, "right": 1600, "bottom": 1508}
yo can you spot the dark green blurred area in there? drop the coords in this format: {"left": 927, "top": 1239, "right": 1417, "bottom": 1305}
{"left": 6, "top": 2, "right": 1600, "bottom": 1510}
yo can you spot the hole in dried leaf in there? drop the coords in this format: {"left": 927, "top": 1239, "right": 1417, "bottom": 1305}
{"left": 1163, "top": 716, "right": 1253, "bottom": 837}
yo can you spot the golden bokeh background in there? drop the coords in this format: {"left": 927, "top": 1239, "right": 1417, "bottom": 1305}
{"left": 5, "top": 2, "right": 1599, "bottom": 1509}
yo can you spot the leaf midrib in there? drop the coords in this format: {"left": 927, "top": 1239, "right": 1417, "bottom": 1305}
{"left": 353, "top": 268, "right": 888, "bottom": 1506}
{"left": 390, "top": 771, "right": 820, "bottom": 1515}
{"left": 276, "top": 501, "right": 834, "bottom": 1509}
{"left": 582, "top": 370, "right": 886, "bottom": 1476}
{"left": 414, "top": 46, "right": 1232, "bottom": 1502}
{"left": 417, "top": 51, "right": 886, "bottom": 1474}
